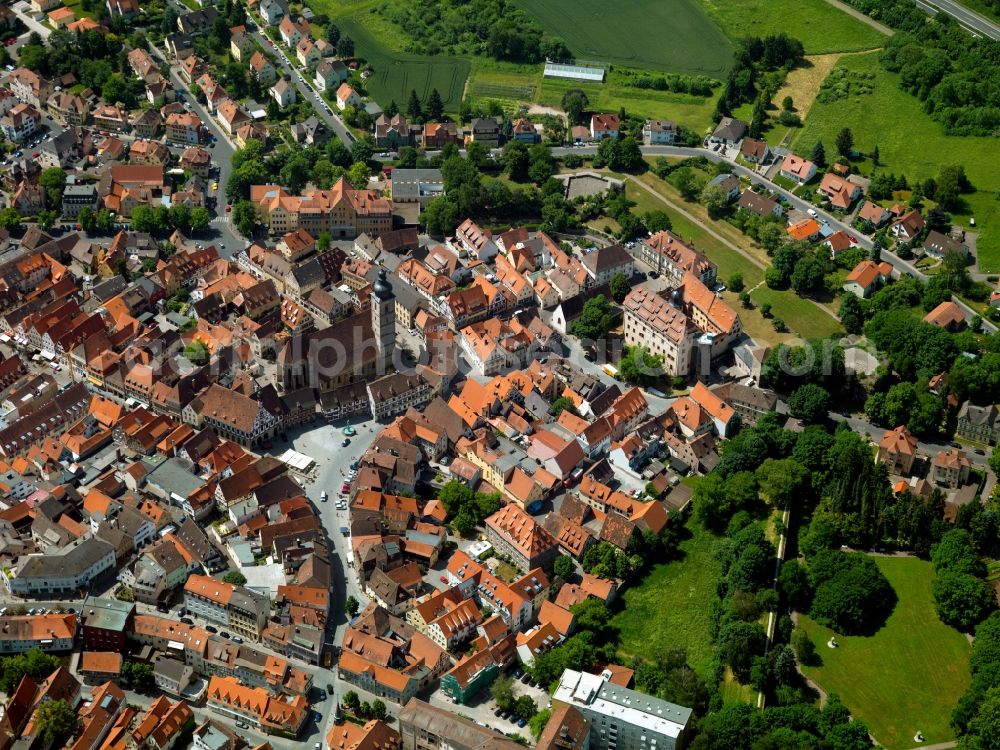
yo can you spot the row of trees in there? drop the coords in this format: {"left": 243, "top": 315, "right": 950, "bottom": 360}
{"left": 383, "top": 0, "right": 570, "bottom": 63}
{"left": 690, "top": 416, "right": 879, "bottom": 743}
{"left": 227, "top": 137, "right": 376, "bottom": 200}
{"left": 341, "top": 691, "right": 388, "bottom": 721}
{"left": 129, "top": 204, "right": 211, "bottom": 235}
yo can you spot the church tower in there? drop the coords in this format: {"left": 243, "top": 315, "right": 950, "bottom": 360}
{"left": 372, "top": 268, "right": 396, "bottom": 366}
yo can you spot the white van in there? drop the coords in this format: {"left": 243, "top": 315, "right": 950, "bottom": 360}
{"left": 320, "top": 490, "right": 328, "bottom": 501}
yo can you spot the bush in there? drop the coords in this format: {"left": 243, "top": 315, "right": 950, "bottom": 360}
{"left": 809, "top": 550, "right": 896, "bottom": 634}
{"left": 933, "top": 571, "right": 996, "bottom": 632}
{"left": 932, "top": 529, "right": 985, "bottom": 577}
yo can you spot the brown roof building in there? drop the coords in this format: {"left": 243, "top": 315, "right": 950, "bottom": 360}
{"left": 484, "top": 504, "right": 559, "bottom": 573}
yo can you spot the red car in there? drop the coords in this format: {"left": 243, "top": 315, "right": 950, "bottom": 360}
{"left": 439, "top": 575, "right": 448, "bottom": 583}
{"left": 340, "top": 482, "right": 350, "bottom": 494}
{"left": 225, "top": 204, "right": 232, "bottom": 212}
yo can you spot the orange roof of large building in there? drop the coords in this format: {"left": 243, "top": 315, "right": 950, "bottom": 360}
{"left": 183, "top": 574, "right": 236, "bottom": 605}
{"left": 485, "top": 504, "right": 558, "bottom": 560}
{"left": 207, "top": 675, "right": 306, "bottom": 732}
{"left": 787, "top": 218, "right": 821, "bottom": 241}
{"left": 880, "top": 425, "right": 917, "bottom": 455}
{"left": 621, "top": 287, "right": 695, "bottom": 343}
{"left": 680, "top": 273, "right": 739, "bottom": 335}
{"left": 326, "top": 720, "right": 400, "bottom": 750}
{"left": 79, "top": 651, "right": 123, "bottom": 675}
{"left": 0, "top": 613, "right": 77, "bottom": 643}
{"left": 688, "top": 381, "right": 735, "bottom": 424}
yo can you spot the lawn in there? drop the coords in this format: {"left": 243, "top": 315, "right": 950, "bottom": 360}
{"left": 512, "top": 0, "right": 732, "bottom": 76}
{"left": 62, "top": 0, "right": 99, "bottom": 20}
{"left": 797, "top": 556, "right": 972, "bottom": 749}
{"left": 612, "top": 516, "right": 721, "bottom": 683}
{"left": 694, "top": 0, "right": 888, "bottom": 54}
{"left": 793, "top": 51, "right": 1000, "bottom": 272}
{"left": 750, "top": 287, "right": 844, "bottom": 340}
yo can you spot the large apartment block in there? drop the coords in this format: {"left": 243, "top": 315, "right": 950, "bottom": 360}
{"left": 183, "top": 574, "right": 270, "bottom": 640}
{"left": 552, "top": 668, "right": 691, "bottom": 750}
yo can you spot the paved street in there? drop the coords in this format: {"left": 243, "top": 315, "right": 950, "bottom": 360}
{"left": 165, "top": 0, "right": 356, "bottom": 145}
{"left": 246, "top": 29, "right": 356, "bottom": 144}
{"left": 831, "top": 412, "right": 992, "bottom": 469}
{"left": 147, "top": 45, "right": 247, "bottom": 260}
{"left": 917, "top": 0, "right": 1000, "bottom": 39}
{"left": 9, "top": 2, "right": 52, "bottom": 40}
{"left": 551, "top": 145, "right": 996, "bottom": 333}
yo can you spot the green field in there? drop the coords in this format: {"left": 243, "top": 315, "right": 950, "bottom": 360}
{"left": 695, "top": 0, "right": 888, "bottom": 53}
{"left": 306, "top": 1, "right": 469, "bottom": 109}
{"left": 612, "top": 517, "right": 721, "bottom": 683}
{"left": 537, "top": 73, "right": 718, "bottom": 131}
{"left": 797, "top": 557, "right": 972, "bottom": 749}
{"left": 335, "top": 17, "right": 470, "bottom": 109}
{"left": 793, "top": 51, "right": 1000, "bottom": 272}
{"left": 512, "top": 0, "right": 732, "bottom": 76}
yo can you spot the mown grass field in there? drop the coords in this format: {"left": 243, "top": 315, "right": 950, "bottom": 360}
{"left": 695, "top": 0, "right": 888, "bottom": 53}
{"left": 511, "top": 0, "right": 731, "bottom": 76}
{"left": 612, "top": 516, "right": 721, "bottom": 683}
{"left": 797, "top": 557, "right": 971, "bottom": 749}
{"left": 792, "top": 51, "right": 1000, "bottom": 272}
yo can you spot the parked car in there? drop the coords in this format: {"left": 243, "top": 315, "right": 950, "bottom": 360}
{"left": 220, "top": 631, "right": 231, "bottom": 639}
{"left": 326, "top": 683, "right": 334, "bottom": 695}
{"left": 232, "top": 635, "right": 243, "bottom": 643}
{"left": 206, "top": 625, "right": 218, "bottom": 633}
{"left": 341, "top": 438, "right": 351, "bottom": 447}
{"left": 180, "top": 617, "right": 194, "bottom": 625}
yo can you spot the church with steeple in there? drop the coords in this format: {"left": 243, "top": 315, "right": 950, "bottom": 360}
{"left": 371, "top": 268, "right": 396, "bottom": 368}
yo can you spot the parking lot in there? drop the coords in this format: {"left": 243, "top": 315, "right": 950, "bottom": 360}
{"left": 426, "top": 668, "right": 552, "bottom": 735}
